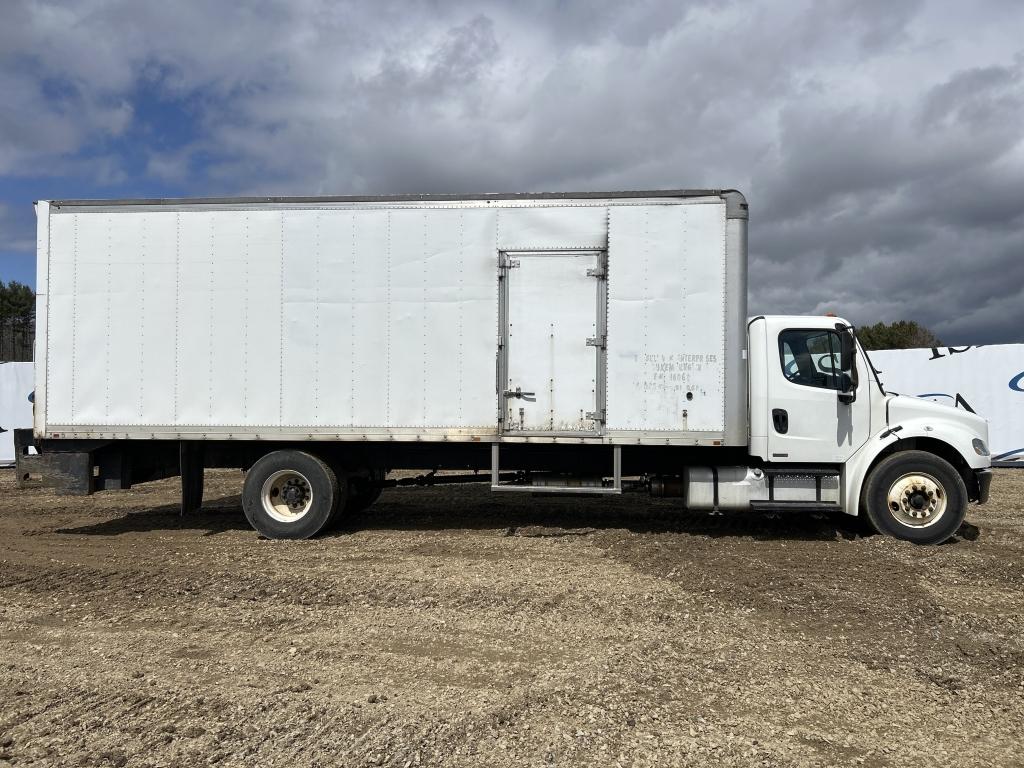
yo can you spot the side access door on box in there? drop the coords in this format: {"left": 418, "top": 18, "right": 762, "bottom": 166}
{"left": 497, "top": 249, "right": 607, "bottom": 435}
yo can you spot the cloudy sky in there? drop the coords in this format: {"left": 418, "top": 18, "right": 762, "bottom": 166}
{"left": 1, "top": 0, "right": 1022, "bottom": 344}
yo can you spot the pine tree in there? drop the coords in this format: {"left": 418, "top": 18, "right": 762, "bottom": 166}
{"left": 856, "top": 320, "right": 941, "bottom": 350}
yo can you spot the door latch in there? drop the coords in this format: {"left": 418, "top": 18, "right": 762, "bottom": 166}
{"left": 504, "top": 387, "right": 536, "bottom": 402}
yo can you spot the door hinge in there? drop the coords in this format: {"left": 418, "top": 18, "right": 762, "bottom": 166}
{"left": 586, "top": 410, "right": 605, "bottom": 422}
{"left": 586, "top": 335, "right": 606, "bottom": 348}
{"left": 586, "top": 267, "right": 606, "bottom": 278}
{"left": 500, "top": 254, "right": 520, "bottom": 269}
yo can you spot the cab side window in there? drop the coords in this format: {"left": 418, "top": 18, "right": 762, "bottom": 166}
{"left": 778, "top": 329, "right": 848, "bottom": 390}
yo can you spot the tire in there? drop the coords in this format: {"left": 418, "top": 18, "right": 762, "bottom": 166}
{"left": 242, "top": 450, "right": 341, "bottom": 539}
{"left": 862, "top": 450, "right": 968, "bottom": 544}
{"left": 349, "top": 483, "right": 383, "bottom": 513}
{"left": 321, "top": 469, "right": 384, "bottom": 532}
{"left": 342, "top": 466, "right": 386, "bottom": 514}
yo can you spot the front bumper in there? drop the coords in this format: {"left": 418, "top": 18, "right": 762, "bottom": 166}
{"left": 974, "top": 468, "right": 993, "bottom": 504}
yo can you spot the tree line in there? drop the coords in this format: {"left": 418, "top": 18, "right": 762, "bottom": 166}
{"left": 855, "top": 320, "right": 941, "bottom": 350}
{"left": 1, "top": 280, "right": 36, "bottom": 361}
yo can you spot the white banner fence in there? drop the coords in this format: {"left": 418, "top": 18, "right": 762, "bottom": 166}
{"left": 0, "top": 362, "right": 34, "bottom": 466}
{"left": 870, "top": 344, "right": 1024, "bottom": 466}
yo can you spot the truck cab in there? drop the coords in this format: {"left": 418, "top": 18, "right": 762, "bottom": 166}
{"left": 748, "top": 315, "right": 992, "bottom": 543}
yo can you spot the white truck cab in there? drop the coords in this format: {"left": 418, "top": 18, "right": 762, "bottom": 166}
{"left": 747, "top": 315, "right": 992, "bottom": 543}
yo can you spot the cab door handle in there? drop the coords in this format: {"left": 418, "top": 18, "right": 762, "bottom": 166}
{"left": 772, "top": 408, "right": 789, "bottom": 434}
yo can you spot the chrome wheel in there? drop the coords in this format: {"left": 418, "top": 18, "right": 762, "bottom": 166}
{"left": 887, "top": 472, "right": 947, "bottom": 528}
{"left": 261, "top": 470, "right": 313, "bottom": 523}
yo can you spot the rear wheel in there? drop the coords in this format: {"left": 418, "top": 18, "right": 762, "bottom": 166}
{"left": 242, "top": 450, "right": 341, "bottom": 539}
{"left": 331, "top": 468, "right": 385, "bottom": 521}
{"left": 349, "top": 483, "right": 383, "bottom": 513}
{"left": 862, "top": 450, "right": 968, "bottom": 544}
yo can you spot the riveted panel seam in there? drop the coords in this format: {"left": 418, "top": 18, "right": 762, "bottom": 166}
{"left": 104, "top": 215, "right": 112, "bottom": 419}
{"left": 457, "top": 211, "right": 465, "bottom": 424}
{"left": 350, "top": 212, "right": 357, "bottom": 427}
{"left": 719, "top": 205, "right": 728, "bottom": 429}
{"left": 70, "top": 214, "right": 78, "bottom": 421}
{"left": 278, "top": 211, "right": 285, "bottom": 426}
{"left": 208, "top": 213, "right": 215, "bottom": 422}
{"left": 242, "top": 213, "right": 249, "bottom": 421}
{"left": 138, "top": 216, "right": 146, "bottom": 421}
{"left": 173, "top": 212, "right": 181, "bottom": 424}
{"left": 422, "top": 211, "right": 428, "bottom": 426}
{"left": 642, "top": 208, "right": 649, "bottom": 426}
{"left": 680, "top": 207, "right": 686, "bottom": 429}
{"left": 385, "top": 211, "right": 391, "bottom": 423}
{"left": 313, "top": 213, "right": 321, "bottom": 425}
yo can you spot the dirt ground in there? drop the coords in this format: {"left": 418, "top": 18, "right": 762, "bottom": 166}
{"left": 0, "top": 468, "right": 1022, "bottom": 768}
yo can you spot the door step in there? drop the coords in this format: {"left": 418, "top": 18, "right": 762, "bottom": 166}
{"left": 491, "top": 483, "right": 622, "bottom": 495}
{"left": 761, "top": 466, "right": 842, "bottom": 476}
{"left": 750, "top": 500, "right": 842, "bottom": 514}
{"left": 490, "top": 444, "right": 622, "bottom": 495}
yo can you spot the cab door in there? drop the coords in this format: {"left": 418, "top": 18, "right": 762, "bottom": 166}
{"left": 765, "top": 319, "right": 871, "bottom": 463}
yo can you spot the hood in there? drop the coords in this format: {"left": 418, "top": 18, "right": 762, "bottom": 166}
{"left": 887, "top": 394, "right": 989, "bottom": 441}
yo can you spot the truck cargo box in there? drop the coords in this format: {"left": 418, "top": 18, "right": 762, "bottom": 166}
{"left": 33, "top": 190, "right": 748, "bottom": 446}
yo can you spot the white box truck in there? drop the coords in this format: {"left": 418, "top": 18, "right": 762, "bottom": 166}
{"left": 16, "top": 190, "right": 992, "bottom": 543}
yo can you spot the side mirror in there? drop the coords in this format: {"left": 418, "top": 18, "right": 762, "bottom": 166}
{"left": 834, "top": 323, "right": 859, "bottom": 404}
{"left": 837, "top": 324, "right": 855, "bottom": 371}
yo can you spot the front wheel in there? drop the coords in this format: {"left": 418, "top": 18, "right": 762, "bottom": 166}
{"left": 862, "top": 450, "right": 968, "bottom": 544}
{"left": 242, "top": 450, "right": 342, "bottom": 539}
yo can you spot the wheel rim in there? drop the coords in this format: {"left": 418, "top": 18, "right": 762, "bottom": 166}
{"left": 886, "top": 472, "right": 947, "bottom": 529}
{"left": 261, "top": 470, "right": 313, "bottom": 523}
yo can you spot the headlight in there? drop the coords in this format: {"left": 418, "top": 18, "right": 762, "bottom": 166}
{"left": 972, "top": 438, "right": 989, "bottom": 456}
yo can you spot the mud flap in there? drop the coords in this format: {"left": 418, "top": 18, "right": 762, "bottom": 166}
{"left": 15, "top": 429, "right": 95, "bottom": 494}
{"left": 180, "top": 441, "right": 205, "bottom": 516}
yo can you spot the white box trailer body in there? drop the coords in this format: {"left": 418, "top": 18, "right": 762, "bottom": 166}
{"left": 33, "top": 192, "right": 747, "bottom": 445}
{"left": 19, "top": 190, "right": 992, "bottom": 544}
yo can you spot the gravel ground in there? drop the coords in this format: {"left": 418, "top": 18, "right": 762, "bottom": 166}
{"left": 0, "top": 467, "right": 1022, "bottom": 768}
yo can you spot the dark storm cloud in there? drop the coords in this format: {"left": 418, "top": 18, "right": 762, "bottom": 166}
{"left": 1, "top": 0, "right": 1022, "bottom": 343}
